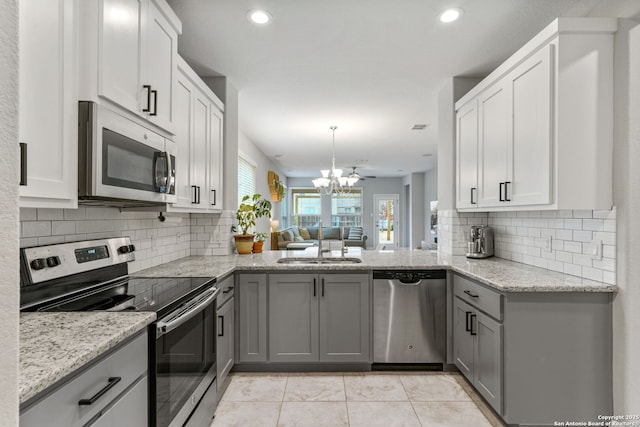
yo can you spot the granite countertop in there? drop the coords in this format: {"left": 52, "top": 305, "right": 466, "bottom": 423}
{"left": 134, "top": 248, "right": 617, "bottom": 293}
{"left": 20, "top": 311, "right": 156, "bottom": 404}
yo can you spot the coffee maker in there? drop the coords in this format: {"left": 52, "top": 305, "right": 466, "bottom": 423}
{"left": 466, "top": 225, "right": 494, "bottom": 259}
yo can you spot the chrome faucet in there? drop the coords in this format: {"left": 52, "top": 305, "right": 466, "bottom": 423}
{"left": 317, "top": 220, "right": 330, "bottom": 258}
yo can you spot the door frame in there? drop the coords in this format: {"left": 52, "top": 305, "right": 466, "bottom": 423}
{"left": 373, "top": 194, "right": 400, "bottom": 249}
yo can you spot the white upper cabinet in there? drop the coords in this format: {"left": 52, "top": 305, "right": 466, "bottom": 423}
{"left": 167, "top": 58, "right": 225, "bottom": 213}
{"left": 455, "top": 18, "right": 616, "bottom": 212}
{"left": 507, "top": 45, "right": 553, "bottom": 207}
{"left": 477, "top": 81, "right": 509, "bottom": 207}
{"left": 19, "top": 0, "right": 78, "bottom": 208}
{"left": 79, "top": 0, "right": 181, "bottom": 135}
{"left": 456, "top": 100, "right": 479, "bottom": 209}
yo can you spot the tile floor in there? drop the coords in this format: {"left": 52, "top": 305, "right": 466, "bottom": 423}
{"left": 211, "top": 372, "right": 505, "bottom": 427}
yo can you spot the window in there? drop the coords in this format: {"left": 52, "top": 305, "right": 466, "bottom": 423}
{"left": 291, "top": 189, "right": 321, "bottom": 228}
{"left": 331, "top": 189, "right": 362, "bottom": 227}
{"left": 238, "top": 155, "right": 256, "bottom": 206}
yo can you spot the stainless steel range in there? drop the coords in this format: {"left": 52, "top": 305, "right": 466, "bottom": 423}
{"left": 20, "top": 237, "right": 219, "bottom": 427}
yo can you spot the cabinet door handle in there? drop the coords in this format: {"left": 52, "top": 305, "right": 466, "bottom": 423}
{"left": 499, "top": 182, "right": 505, "bottom": 202}
{"left": 470, "top": 314, "right": 477, "bottom": 336}
{"left": 313, "top": 278, "right": 316, "bottom": 297}
{"left": 211, "top": 189, "right": 217, "bottom": 206}
{"left": 470, "top": 187, "right": 476, "bottom": 205}
{"left": 465, "top": 311, "right": 472, "bottom": 332}
{"left": 464, "top": 290, "right": 479, "bottom": 298}
{"left": 505, "top": 181, "right": 511, "bottom": 201}
{"left": 218, "top": 315, "right": 224, "bottom": 337}
{"left": 143, "top": 85, "right": 152, "bottom": 112}
{"left": 150, "top": 90, "right": 158, "bottom": 116}
{"left": 321, "top": 278, "right": 325, "bottom": 297}
{"left": 191, "top": 185, "right": 198, "bottom": 204}
{"left": 78, "top": 377, "right": 121, "bottom": 405}
{"left": 19, "top": 143, "right": 27, "bottom": 186}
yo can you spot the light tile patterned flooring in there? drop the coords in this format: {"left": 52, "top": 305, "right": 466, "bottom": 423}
{"left": 211, "top": 372, "right": 505, "bottom": 427}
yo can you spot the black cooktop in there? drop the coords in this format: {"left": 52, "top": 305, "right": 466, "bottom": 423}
{"left": 21, "top": 271, "right": 216, "bottom": 319}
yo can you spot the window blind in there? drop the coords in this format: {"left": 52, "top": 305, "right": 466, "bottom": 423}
{"left": 238, "top": 155, "right": 256, "bottom": 206}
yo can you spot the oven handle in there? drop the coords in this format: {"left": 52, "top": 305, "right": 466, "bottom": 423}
{"left": 156, "top": 286, "right": 218, "bottom": 338}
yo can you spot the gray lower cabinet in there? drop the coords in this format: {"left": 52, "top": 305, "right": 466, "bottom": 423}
{"left": 453, "top": 273, "right": 613, "bottom": 426}
{"left": 217, "top": 275, "right": 235, "bottom": 387}
{"left": 453, "top": 295, "right": 503, "bottom": 414}
{"left": 237, "top": 273, "right": 268, "bottom": 362}
{"left": 269, "top": 273, "right": 370, "bottom": 363}
{"left": 20, "top": 331, "right": 148, "bottom": 427}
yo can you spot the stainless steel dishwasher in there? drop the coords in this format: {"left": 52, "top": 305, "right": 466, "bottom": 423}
{"left": 373, "top": 270, "right": 446, "bottom": 364}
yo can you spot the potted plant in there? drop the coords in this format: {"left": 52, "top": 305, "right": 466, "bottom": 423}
{"left": 232, "top": 194, "right": 272, "bottom": 254}
{"left": 253, "top": 232, "right": 268, "bottom": 253}
{"left": 273, "top": 179, "right": 286, "bottom": 202}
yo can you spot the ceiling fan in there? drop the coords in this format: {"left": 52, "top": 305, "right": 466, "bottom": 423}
{"left": 348, "top": 166, "right": 376, "bottom": 181}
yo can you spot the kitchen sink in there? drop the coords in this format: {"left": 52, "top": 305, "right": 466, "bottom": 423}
{"left": 277, "top": 257, "right": 362, "bottom": 264}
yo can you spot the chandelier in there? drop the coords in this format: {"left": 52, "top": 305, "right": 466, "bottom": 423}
{"left": 312, "top": 126, "right": 358, "bottom": 195}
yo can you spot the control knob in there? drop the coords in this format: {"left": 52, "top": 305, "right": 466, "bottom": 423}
{"left": 30, "top": 258, "right": 46, "bottom": 271}
{"left": 118, "top": 244, "right": 136, "bottom": 254}
{"left": 46, "top": 256, "right": 61, "bottom": 267}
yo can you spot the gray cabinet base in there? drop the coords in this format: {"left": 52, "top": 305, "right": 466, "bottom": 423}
{"left": 233, "top": 363, "right": 371, "bottom": 373}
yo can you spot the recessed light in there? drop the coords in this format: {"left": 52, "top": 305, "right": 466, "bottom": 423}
{"left": 439, "top": 8, "right": 463, "bottom": 23}
{"left": 421, "top": 153, "right": 433, "bottom": 157}
{"left": 248, "top": 9, "right": 272, "bottom": 25}
{"left": 412, "top": 124, "right": 428, "bottom": 130}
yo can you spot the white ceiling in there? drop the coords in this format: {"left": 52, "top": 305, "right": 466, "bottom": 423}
{"left": 167, "top": 0, "right": 607, "bottom": 178}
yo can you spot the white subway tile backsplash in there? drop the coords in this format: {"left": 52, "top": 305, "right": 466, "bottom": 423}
{"left": 18, "top": 207, "right": 237, "bottom": 274}
{"left": 440, "top": 208, "right": 618, "bottom": 285}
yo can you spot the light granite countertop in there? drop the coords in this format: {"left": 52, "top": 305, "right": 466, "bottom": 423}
{"left": 134, "top": 247, "right": 617, "bottom": 293}
{"left": 20, "top": 311, "right": 156, "bottom": 404}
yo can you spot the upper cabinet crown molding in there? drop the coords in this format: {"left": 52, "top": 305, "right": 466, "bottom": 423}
{"left": 455, "top": 17, "right": 616, "bottom": 212}
{"left": 78, "top": 0, "right": 181, "bottom": 137}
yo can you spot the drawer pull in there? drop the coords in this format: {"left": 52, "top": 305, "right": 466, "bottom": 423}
{"left": 78, "top": 377, "right": 121, "bottom": 405}
{"left": 464, "top": 290, "right": 479, "bottom": 298}
{"left": 465, "top": 311, "right": 472, "bottom": 332}
{"left": 223, "top": 286, "right": 234, "bottom": 294}
{"left": 470, "top": 314, "right": 477, "bottom": 336}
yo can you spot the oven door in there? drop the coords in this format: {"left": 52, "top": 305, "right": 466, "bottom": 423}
{"left": 152, "top": 287, "right": 218, "bottom": 427}
{"left": 79, "top": 101, "right": 177, "bottom": 204}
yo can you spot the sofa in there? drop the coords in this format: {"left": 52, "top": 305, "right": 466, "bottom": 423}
{"left": 277, "top": 225, "right": 367, "bottom": 250}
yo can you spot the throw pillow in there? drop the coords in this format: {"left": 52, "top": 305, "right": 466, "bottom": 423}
{"left": 294, "top": 236, "right": 304, "bottom": 242}
{"left": 281, "top": 229, "right": 294, "bottom": 242}
{"left": 291, "top": 226, "right": 301, "bottom": 238}
{"left": 348, "top": 227, "right": 364, "bottom": 240}
{"left": 299, "top": 227, "right": 311, "bottom": 240}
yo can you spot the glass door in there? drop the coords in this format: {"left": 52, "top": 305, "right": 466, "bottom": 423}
{"left": 374, "top": 194, "right": 399, "bottom": 249}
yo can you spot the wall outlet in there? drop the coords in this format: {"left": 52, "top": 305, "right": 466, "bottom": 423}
{"left": 543, "top": 235, "right": 552, "bottom": 253}
{"left": 591, "top": 239, "right": 603, "bottom": 260}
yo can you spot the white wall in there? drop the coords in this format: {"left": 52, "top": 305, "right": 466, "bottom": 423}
{"left": 402, "top": 173, "right": 425, "bottom": 249}
{"left": 612, "top": 17, "right": 640, "bottom": 415}
{"left": 424, "top": 168, "right": 438, "bottom": 245}
{"left": 238, "top": 131, "right": 287, "bottom": 248}
{"left": 0, "top": 0, "right": 19, "bottom": 423}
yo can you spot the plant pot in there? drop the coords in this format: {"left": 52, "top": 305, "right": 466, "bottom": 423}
{"left": 253, "top": 241, "right": 264, "bottom": 253}
{"left": 234, "top": 234, "right": 255, "bottom": 254}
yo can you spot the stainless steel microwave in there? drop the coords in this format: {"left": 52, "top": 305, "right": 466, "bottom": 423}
{"left": 78, "top": 101, "right": 176, "bottom": 206}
